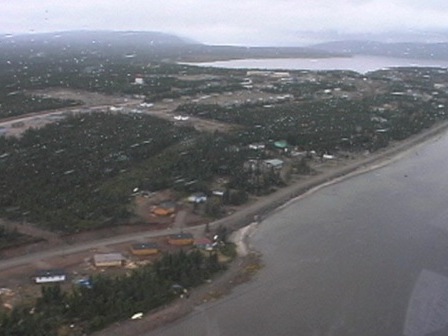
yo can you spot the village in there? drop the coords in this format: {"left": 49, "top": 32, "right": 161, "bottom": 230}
{"left": 1, "top": 56, "right": 448, "bottom": 334}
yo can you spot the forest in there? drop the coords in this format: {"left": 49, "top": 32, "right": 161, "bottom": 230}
{"left": 0, "top": 112, "right": 197, "bottom": 231}
{"left": 0, "top": 111, "right": 259, "bottom": 231}
{"left": 0, "top": 249, "right": 227, "bottom": 335}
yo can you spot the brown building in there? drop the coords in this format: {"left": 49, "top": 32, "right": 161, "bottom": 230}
{"left": 130, "top": 242, "right": 160, "bottom": 256}
{"left": 168, "top": 233, "right": 194, "bottom": 246}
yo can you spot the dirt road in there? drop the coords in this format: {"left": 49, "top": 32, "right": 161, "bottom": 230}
{"left": 2, "top": 118, "right": 447, "bottom": 273}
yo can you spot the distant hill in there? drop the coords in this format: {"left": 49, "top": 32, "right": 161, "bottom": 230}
{"left": 0, "top": 30, "right": 196, "bottom": 47}
{"left": 0, "top": 30, "right": 343, "bottom": 64}
{"left": 310, "top": 40, "right": 448, "bottom": 60}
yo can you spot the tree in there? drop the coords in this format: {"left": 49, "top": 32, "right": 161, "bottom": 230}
{"left": 205, "top": 198, "right": 223, "bottom": 218}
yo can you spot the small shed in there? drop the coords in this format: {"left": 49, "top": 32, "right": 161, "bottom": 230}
{"left": 93, "top": 253, "right": 125, "bottom": 267}
{"left": 130, "top": 242, "right": 160, "bottom": 256}
{"left": 168, "top": 233, "right": 194, "bottom": 246}
{"left": 33, "top": 270, "right": 67, "bottom": 284}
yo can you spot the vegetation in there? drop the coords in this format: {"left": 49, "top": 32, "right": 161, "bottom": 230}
{"left": 0, "top": 225, "right": 39, "bottom": 250}
{"left": 0, "top": 93, "right": 80, "bottom": 119}
{"left": 0, "top": 113, "right": 196, "bottom": 231}
{"left": 0, "top": 249, "right": 226, "bottom": 335}
{"left": 0, "top": 111, "right": 256, "bottom": 231}
{"left": 1, "top": 48, "right": 447, "bottom": 231}
{"left": 177, "top": 78, "right": 448, "bottom": 153}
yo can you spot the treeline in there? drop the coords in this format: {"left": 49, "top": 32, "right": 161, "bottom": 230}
{"left": 0, "top": 93, "right": 80, "bottom": 119}
{"left": 0, "top": 249, "right": 226, "bottom": 335}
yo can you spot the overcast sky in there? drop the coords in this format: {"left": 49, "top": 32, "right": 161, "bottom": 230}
{"left": 3, "top": 0, "right": 448, "bottom": 46}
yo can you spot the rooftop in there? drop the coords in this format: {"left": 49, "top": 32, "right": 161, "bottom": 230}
{"left": 93, "top": 253, "right": 125, "bottom": 263}
{"left": 34, "top": 269, "right": 66, "bottom": 278}
{"left": 132, "top": 242, "right": 159, "bottom": 250}
{"left": 169, "top": 233, "right": 194, "bottom": 240}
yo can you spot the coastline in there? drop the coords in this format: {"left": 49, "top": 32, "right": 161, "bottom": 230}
{"left": 94, "top": 120, "right": 448, "bottom": 336}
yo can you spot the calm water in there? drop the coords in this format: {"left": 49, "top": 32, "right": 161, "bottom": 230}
{"left": 149, "top": 131, "right": 448, "bottom": 336}
{"left": 187, "top": 55, "right": 448, "bottom": 73}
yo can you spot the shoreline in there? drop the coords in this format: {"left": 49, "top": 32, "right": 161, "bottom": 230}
{"left": 94, "top": 120, "right": 448, "bottom": 335}
{"left": 207, "top": 119, "right": 448, "bottom": 235}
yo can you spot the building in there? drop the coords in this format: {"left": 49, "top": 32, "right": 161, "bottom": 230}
{"left": 248, "top": 143, "right": 266, "bottom": 150}
{"left": 134, "top": 75, "right": 144, "bottom": 85}
{"left": 168, "top": 233, "right": 194, "bottom": 246}
{"left": 246, "top": 70, "right": 271, "bottom": 77}
{"left": 187, "top": 193, "right": 207, "bottom": 203}
{"left": 271, "top": 72, "right": 291, "bottom": 78}
{"left": 152, "top": 201, "right": 177, "bottom": 216}
{"left": 263, "top": 159, "right": 284, "bottom": 171}
{"left": 93, "top": 253, "right": 125, "bottom": 267}
{"left": 130, "top": 243, "right": 160, "bottom": 256}
{"left": 33, "top": 270, "right": 67, "bottom": 284}
{"left": 274, "top": 140, "right": 289, "bottom": 150}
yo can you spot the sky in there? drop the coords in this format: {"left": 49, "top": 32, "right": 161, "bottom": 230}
{"left": 3, "top": 0, "right": 448, "bottom": 46}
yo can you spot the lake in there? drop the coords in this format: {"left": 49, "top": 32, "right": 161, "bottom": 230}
{"left": 149, "top": 130, "right": 448, "bottom": 335}
{"left": 186, "top": 55, "right": 448, "bottom": 73}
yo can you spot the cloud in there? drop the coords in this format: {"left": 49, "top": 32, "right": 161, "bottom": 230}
{"left": 2, "top": 0, "right": 448, "bottom": 45}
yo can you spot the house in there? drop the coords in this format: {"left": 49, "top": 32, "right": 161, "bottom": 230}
{"left": 168, "top": 233, "right": 194, "bottom": 246}
{"left": 263, "top": 159, "right": 284, "bottom": 171}
{"left": 130, "top": 243, "right": 160, "bottom": 256}
{"left": 93, "top": 253, "right": 125, "bottom": 267}
{"left": 134, "top": 75, "right": 144, "bottom": 85}
{"left": 33, "top": 270, "right": 67, "bottom": 284}
{"left": 248, "top": 143, "right": 265, "bottom": 150}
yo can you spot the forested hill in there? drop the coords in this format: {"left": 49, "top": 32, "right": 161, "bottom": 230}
{"left": 311, "top": 40, "right": 448, "bottom": 60}
{"left": 0, "top": 30, "right": 195, "bottom": 48}
{"left": 0, "top": 30, "right": 342, "bottom": 64}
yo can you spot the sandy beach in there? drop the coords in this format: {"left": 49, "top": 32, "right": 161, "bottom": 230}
{"left": 92, "top": 119, "right": 448, "bottom": 336}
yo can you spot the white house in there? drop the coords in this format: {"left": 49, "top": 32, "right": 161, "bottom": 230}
{"left": 33, "top": 270, "right": 67, "bottom": 284}
{"left": 134, "top": 75, "right": 144, "bottom": 85}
